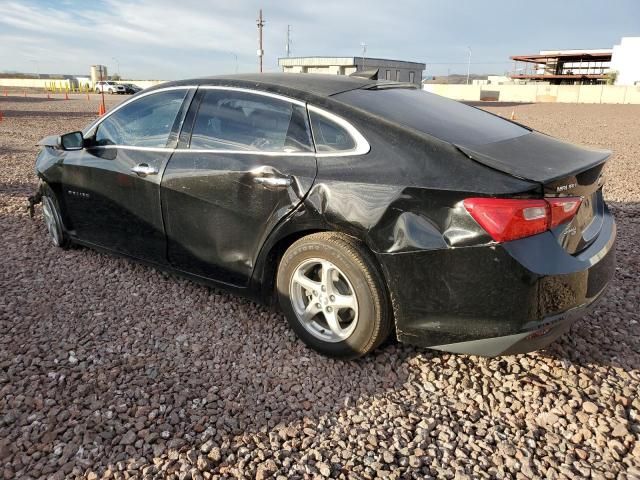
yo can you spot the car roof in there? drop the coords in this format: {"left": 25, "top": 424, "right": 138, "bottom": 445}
{"left": 149, "top": 73, "right": 384, "bottom": 99}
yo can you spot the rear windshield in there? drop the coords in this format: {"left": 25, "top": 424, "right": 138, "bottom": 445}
{"left": 334, "top": 88, "right": 529, "bottom": 146}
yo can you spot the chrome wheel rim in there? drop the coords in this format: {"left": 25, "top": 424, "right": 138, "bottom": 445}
{"left": 42, "top": 196, "right": 60, "bottom": 246}
{"left": 289, "top": 258, "right": 359, "bottom": 343}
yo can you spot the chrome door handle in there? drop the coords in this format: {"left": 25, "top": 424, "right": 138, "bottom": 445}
{"left": 131, "top": 163, "right": 158, "bottom": 176}
{"left": 254, "top": 177, "right": 292, "bottom": 188}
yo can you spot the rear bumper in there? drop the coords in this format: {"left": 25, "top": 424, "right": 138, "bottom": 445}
{"left": 376, "top": 206, "right": 616, "bottom": 356}
{"left": 427, "top": 288, "right": 605, "bottom": 356}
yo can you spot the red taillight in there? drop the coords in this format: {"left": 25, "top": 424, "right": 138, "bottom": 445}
{"left": 463, "top": 197, "right": 582, "bottom": 242}
{"left": 547, "top": 198, "right": 582, "bottom": 228}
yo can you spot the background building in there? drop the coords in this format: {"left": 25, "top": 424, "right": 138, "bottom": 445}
{"left": 610, "top": 37, "right": 640, "bottom": 85}
{"left": 509, "top": 36, "right": 640, "bottom": 85}
{"left": 278, "top": 56, "right": 425, "bottom": 85}
{"left": 90, "top": 65, "right": 108, "bottom": 84}
{"left": 510, "top": 49, "right": 612, "bottom": 84}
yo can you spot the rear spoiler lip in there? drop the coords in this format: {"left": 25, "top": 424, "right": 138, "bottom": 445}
{"left": 454, "top": 132, "right": 611, "bottom": 185}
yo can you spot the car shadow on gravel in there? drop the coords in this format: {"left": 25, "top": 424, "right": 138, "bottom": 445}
{"left": 0, "top": 109, "right": 98, "bottom": 119}
{"left": 0, "top": 183, "right": 37, "bottom": 198}
{"left": 0, "top": 96, "right": 66, "bottom": 103}
{"left": 0, "top": 211, "right": 424, "bottom": 474}
{"left": 0, "top": 146, "right": 34, "bottom": 155}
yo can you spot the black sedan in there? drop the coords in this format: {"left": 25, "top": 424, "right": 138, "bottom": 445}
{"left": 34, "top": 73, "right": 616, "bottom": 359}
{"left": 122, "top": 83, "right": 143, "bottom": 94}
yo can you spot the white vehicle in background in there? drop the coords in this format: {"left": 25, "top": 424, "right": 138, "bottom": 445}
{"left": 95, "top": 81, "right": 126, "bottom": 94}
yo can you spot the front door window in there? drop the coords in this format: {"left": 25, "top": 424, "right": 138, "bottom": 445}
{"left": 95, "top": 90, "right": 187, "bottom": 147}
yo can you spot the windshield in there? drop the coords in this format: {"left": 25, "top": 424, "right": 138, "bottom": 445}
{"left": 334, "top": 88, "right": 529, "bottom": 146}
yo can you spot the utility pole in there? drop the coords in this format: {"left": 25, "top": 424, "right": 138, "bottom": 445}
{"left": 257, "top": 9, "right": 265, "bottom": 73}
{"left": 232, "top": 53, "right": 238, "bottom": 74}
{"left": 286, "top": 24, "right": 292, "bottom": 57}
{"left": 466, "top": 46, "right": 472, "bottom": 85}
{"left": 360, "top": 42, "right": 367, "bottom": 71}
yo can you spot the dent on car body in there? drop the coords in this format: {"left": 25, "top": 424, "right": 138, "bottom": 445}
{"left": 302, "top": 180, "right": 494, "bottom": 254}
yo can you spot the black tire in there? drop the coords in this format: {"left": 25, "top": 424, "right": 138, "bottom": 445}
{"left": 95, "top": 88, "right": 100, "bottom": 94}
{"left": 277, "top": 232, "right": 391, "bottom": 359}
{"left": 108, "top": 88, "right": 113, "bottom": 94}
{"left": 41, "top": 184, "right": 71, "bottom": 249}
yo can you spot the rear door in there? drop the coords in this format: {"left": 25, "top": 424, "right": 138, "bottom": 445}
{"left": 161, "top": 87, "right": 317, "bottom": 286}
{"left": 62, "top": 87, "right": 193, "bottom": 263}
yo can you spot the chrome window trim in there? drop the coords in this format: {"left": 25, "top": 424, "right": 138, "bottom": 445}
{"left": 183, "top": 149, "right": 315, "bottom": 157}
{"left": 84, "top": 84, "right": 370, "bottom": 157}
{"left": 307, "top": 104, "right": 370, "bottom": 157}
{"left": 96, "top": 145, "right": 316, "bottom": 157}
{"left": 198, "top": 85, "right": 307, "bottom": 107}
{"left": 83, "top": 85, "right": 195, "bottom": 137}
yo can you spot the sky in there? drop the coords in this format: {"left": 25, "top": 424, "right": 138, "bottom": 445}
{"left": 1, "top": 0, "right": 639, "bottom": 80}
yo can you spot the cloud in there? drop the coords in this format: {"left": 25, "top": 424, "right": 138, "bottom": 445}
{"left": 0, "top": 0, "right": 638, "bottom": 79}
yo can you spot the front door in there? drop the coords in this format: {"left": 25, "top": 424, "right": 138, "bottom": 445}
{"left": 61, "top": 87, "right": 193, "bottom": 263}
{"left": 161, "top": 87, "right": 317, "bottom": 286}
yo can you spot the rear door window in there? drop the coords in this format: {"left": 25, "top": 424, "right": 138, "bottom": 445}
{"left": 189, "top": 90, "right": 313, "bottom": 153}
{"left": 308, "top": 110, "right": 356, "bottom": 152}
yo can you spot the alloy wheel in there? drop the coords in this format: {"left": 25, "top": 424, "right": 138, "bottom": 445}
{"left": 289, "top": 258, "right": 359, "bottom": 343}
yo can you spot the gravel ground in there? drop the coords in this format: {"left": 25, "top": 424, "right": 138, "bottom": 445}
{"left": 1, "top": 95, "right": 639, "bottom": 480}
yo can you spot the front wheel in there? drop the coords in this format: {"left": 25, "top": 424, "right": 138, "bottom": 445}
{"left": 108, "top": 88, "right": 113, "bottom": 94}
{"left": 41, "top": 185, "right": 70, "bottom": 249}
{"left": 277, "top": 233, "right": 391, "bottom": 359}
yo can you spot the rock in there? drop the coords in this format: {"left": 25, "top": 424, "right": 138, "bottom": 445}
{"left": 575, "top": 448, "right": 588, "bottom": 460}
{"left": 610, "top": 423, "right": 628, "bottom": 437}
{"left": 382, "top": 451, "right": 394, "bottom": 464}
{"left": 120, "top": 431, "right": 137, "bottom": 446}
{"left": 208, "top": 448, "right": 222, "bottom": 463}
{"left": 196, "top": 455, "right": 209, "bottom": 471}
{"left": 537, "top": 412, "right": 559, "bottom": 427}
{"left": 200, "top": 440, "right": 214, "bottom": 454}
{"left": 256, "top": 459, "right": 277, "bottom": 480}
{"left": 582, "top": 402, "right": 598, "bottom": 414}
{"left": 317, "top": 462, "right": 331, "bottom": 477}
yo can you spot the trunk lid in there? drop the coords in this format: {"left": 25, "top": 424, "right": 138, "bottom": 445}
{"left": 457, "top": 132, "right": 610, "bottom": 255}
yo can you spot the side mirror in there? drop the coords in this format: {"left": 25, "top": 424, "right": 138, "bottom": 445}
{"left": 60, "top": 131, "right": 84, "bottom": 151}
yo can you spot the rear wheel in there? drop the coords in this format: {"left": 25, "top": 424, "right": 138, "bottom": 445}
{"left": 41, "top": 185, "right": 70, "bottom": 249}
{"left": 277, "top": 233, "right": 391, "bottom": 359}
{"left": 108, "top": 88, "right": 113, "bottom": 94}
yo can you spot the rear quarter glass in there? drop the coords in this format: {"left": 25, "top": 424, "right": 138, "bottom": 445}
{"left": 334, "top": 88, "right": 529, "bottom": 146}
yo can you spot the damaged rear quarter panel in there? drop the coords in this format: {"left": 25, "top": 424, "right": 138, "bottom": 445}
{"left": 303, "top": 100, "right": 539, "bottom": 254}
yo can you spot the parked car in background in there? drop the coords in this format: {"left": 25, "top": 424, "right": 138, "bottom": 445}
{"left": 95, "top": 81, "right": 126, "bottom": 94}
{"left": 122, "top": 83, "right": 142, "bottom": 94}
{"left": 33, "top": 73, "right": 616, "bottom": 359}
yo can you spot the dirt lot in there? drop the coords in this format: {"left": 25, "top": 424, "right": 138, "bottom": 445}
{"left": 1, "top": 95, "right": 639, "bottom": 480}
